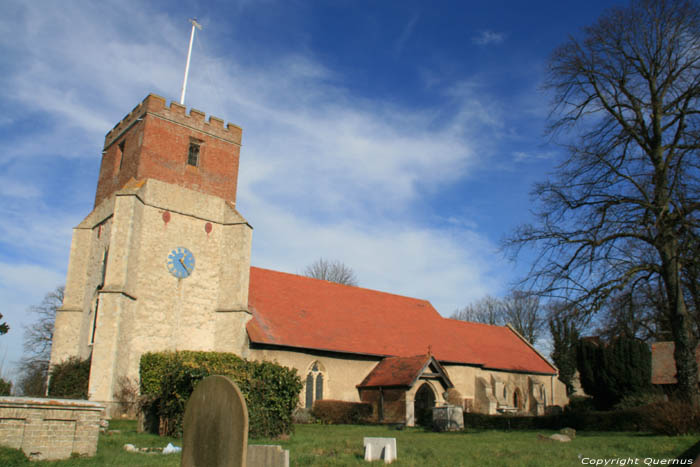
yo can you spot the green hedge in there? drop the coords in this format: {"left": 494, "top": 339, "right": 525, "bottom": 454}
{"left": 139, "top": 351, "right": 302, "bottom": 438}
{"left": 463, "top": 406, "right": 660, "bottom": 433}
{"left": 311, "top": 400, "right": 372, "bottom": 424}
{"left": 48, "top": 357, "right": 91, "bottom": 399}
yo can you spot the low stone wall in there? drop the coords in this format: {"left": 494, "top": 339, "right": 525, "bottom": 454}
{"left": 0, "top": 397, "right": 104, "bottom": 461}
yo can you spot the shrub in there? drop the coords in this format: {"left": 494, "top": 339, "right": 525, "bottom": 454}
{"left": 614, "top": 391, "right": 666, "bottom": 410}
{"left": 640, "top": 401, "right": 700, "bottom": 436}
{"left": 464, "top": 408, "right": 646, "bottom": 432}
{"left": 311, "top": 400, "right": 372, "bottom": 424}
{"left": 113, "top": 376, "right": 139, "bottom": 418}
{"left": 0, "top": 378, "right": 11, "bottom": 396}
{"left": 463, "top": 413, "right": 561, "bottom": 431}
{"left": 48, "top": 357, "right": 90, "bottom": 399}
{"left": 560, "top": 408, "right": 646, "bottom": 431}
{"left": 565, "top": 395, "right": 595, "bottom": 413}
{"left": 139, "top": 351, "right": 302, "bottom": 438}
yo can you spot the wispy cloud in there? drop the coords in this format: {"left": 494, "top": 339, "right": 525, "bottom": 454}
{"left": 472, "top": 30, "right": 506, "bottom": 46}
{"left": 394, "top": 13, "right": 420, "bottom": 57}
{"left": 512, "top": 150, "right": 559, "bottom": 162}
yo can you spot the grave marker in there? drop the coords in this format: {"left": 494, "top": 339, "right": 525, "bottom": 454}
{"left": 181, "top": 375, "right": 248, "bottom": 467}
{"left": 364, "top": 437, "right": 397, "bottom": 463}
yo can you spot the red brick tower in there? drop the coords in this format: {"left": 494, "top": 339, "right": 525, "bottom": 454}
{"left": 94, "top": 93, "right": 242, "bottom": 207}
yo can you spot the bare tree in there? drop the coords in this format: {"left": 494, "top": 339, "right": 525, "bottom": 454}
{"left": 507, "top": 0, "right": 700, "bottom": 403}
{"left": 17, "top": 286, "right": 63, "bottom": 396}
{"left": 450, "top": 295, "right": 505, "bottom": 325}
{"left": 451, "top": 292, "right": 543, "bottom": 344}
{"left": 594, "top": 282, "right": 673, "bottom": 342}
{"left": 303, "top": 258, "right": 358, "bottom": 286}
{"left": 503, "top": 291, "right": 543, "bottom": 345}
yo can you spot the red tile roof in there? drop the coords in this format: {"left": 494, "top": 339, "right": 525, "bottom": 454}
{"left": 651, "top": 341, "right": 700, "bottom": 384}
{"left": 357, "top": 355, "right": 452, "bottom": 388}
{"left": 246, "top": 267, "right": 557, "bottom": 375}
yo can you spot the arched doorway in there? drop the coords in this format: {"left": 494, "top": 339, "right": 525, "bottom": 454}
{"left": 414, "top": 383, "right": 436, "bottom": 427}
{"left": 513, "top": 387, "right": 523, "bottom": 411}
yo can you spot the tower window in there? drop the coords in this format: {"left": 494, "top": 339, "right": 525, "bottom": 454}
{"left": 187, "top": 140, "right": 202, "bottom": 167}
{"left": 117, "top": 139, "right": 126, "bottom": 171}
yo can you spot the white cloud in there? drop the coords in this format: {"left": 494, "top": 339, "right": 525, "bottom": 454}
{"left": 244, "top": 194, "right": 503, "bottom": 315}
{"left": 472, "top": 30, "right": 506, "bottom": 46}
{"left": 0, "top": 178, "right": 41, "bottom": 199}
{"left": 512, "top": 150, "right": 558, "bottom": 162}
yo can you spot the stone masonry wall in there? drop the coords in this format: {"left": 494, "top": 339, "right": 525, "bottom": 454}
{"left": 0, "top": 397, "right": 104, "bottom": 461}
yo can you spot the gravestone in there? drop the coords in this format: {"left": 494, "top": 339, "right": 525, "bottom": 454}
{"left": 247, "top": 445, "right": 289, "bottom": 467}
{"left": 432, "top": 405, "right": 464, "bottom": 431}
{"left": 181, "top": 376, "right": 248, "bottom": 467}
{"left": 363, "top": 437, "right": 397, "bottom": 463}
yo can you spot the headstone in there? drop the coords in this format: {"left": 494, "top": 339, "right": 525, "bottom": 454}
{"left": 181, "top": 375, "right": 248, "bottom": 467}
{"left": 432, "top": 405, "right": 464, "bottom": 431}
{"left": 364, "top": 437, "right": 397, "bottom": 463}
{"left": 248, "top": 445, "right": 290, "bottom": 467}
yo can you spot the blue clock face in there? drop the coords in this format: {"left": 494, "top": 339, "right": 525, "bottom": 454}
{"left": 167, "top": 247, "right": 195, "bottom": 279}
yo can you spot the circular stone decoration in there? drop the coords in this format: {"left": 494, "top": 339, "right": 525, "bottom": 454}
{"left": 167, "top": 247, "right": 195, "bottom": 279}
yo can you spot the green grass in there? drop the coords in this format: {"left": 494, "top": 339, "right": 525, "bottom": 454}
{"left": 1, "top": 421, "right": 697, "bottom": 466}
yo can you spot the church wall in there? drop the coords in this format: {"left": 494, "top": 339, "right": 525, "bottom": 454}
{"left": 104, "top": 180, "right": 250, "bottom": 412}
{"left": 440, "top": 364, "right": 567, "bottom": 415}
{"left": 248, "top": 347, "right": 380, "bottom": 405}
{"left": 441, "top": 364, "right": 478, "bottom": 409}
{"left": 359, "top": 388, "right": 407, "bottom": 424}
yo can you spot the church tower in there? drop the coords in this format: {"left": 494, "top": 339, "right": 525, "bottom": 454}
{"left": 50, "top": 94, "right": 253, "bottom": 414}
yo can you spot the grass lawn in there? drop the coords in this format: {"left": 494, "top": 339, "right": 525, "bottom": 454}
{"left": 1, "top": 420, "right": 697, "bottom": 466}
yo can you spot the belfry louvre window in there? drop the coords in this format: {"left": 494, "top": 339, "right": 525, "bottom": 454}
{"left": 187, "top": 140, "right": 202, "bottom": 167}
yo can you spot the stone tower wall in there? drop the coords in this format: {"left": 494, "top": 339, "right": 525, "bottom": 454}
{"left": 51, "top": 179, "right": 253, "bottom": 415}
{"left": 51, "top": 94, "right": 252, "bottom": 415}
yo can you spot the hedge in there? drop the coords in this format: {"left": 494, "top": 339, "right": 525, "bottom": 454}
{"left": 311, "top": 400, "right": 372, "bottom": 424}
{"left": 48, "top": 357, "right": 91, "bottom": 399}
{"left": 139, "top": 351, "right": 302, "bottom": 438}
{"left": 463, "top": 404, "right": 692, "bottom": 434}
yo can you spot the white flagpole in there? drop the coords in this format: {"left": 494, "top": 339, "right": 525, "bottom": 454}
{"left": 180, "top": 18, "right": 202, "bottom": 105}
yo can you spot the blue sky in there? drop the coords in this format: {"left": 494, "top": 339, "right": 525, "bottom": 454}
{"left": 0, "top": 0, "right": 623, "bottom": 379}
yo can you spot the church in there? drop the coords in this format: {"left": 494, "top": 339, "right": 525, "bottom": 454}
{"left": 49, "top": 94, "right": 568, "bottom": 425}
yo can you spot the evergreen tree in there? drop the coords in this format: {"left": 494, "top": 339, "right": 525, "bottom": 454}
{"left": 576, "top": 336, "right": 652, "bottom": 409}
{"left": 549, "top": 316, "right": 580, "bottom": 395}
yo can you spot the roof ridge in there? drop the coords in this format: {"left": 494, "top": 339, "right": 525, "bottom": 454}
{"left": 250, "top": 265, "right": 434, "bottom": 304}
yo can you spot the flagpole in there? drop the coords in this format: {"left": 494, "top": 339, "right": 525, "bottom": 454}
{"left": 180, "top": 18, "right": 202, "bottom": 105}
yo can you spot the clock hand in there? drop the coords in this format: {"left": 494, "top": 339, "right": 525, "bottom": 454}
{"left": 178, "top": 257, "right": 191, "bottom": 273}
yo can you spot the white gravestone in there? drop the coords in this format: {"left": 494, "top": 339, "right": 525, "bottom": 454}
{"left": 363, "top": 437, "right": 397, "bottom": 463}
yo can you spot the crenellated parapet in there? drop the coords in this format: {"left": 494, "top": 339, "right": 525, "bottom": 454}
{"left": 94, "top": 92, "right": 243, "bottom": 207}
{"left": 104, "top": 94, "right": 242, "bottom": 150}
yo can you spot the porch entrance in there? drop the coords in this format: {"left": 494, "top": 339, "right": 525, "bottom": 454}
{"left": 414, "top": 383, "right": 436, "bottom": 426}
